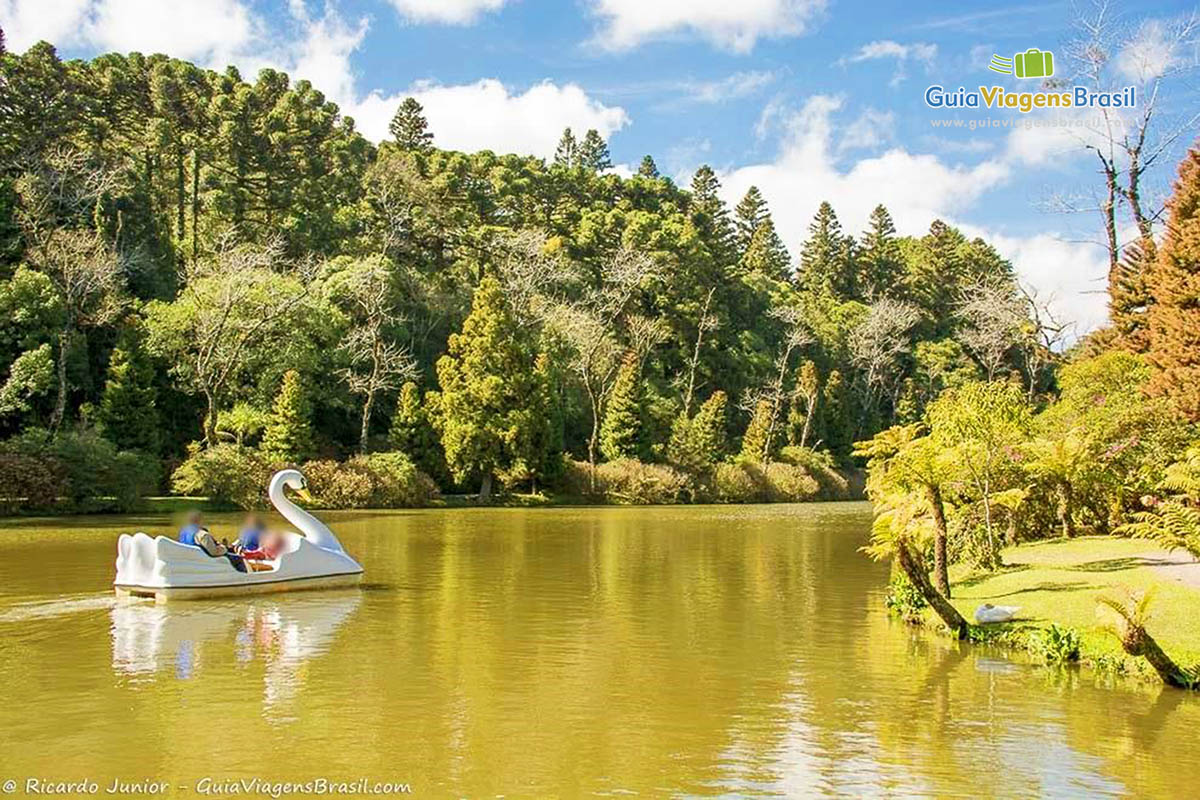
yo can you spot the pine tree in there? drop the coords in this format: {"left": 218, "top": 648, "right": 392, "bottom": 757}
{"left": 741, "top": 217, "right": 791, "bottom": 281}
{"left": 798, "top": 201, "right": 855, "bottom": 297}
{"left": 97, "top": 340, "right": 160, "bottom": 453}
{"left": 262, "top": 370, "right": 314, "bottom": 462}
{"left": 388, "top": 97, "right": 433, "bottom": 151}
{"left": 435, "top": 277, "right": 541, "bottom": 501}
{"left": 667, "top": 390, "right": 728, "bottom": 472}
{"left": 1110, "top": 235, "right": 1155, "bottom": 353}
{"left": 600, "top": 352, "right": 642, "bottom": 461}
{"left": 734, "top": 186, "right": 768, "bottom": 254}
{"left": 690, "top": 165, "right": 735, "bottom": 264}
{"left": 858, "top": 205, "right": 903, "bottom": 299}
{"left": 554, "top": 128, "right": 577, "bottom": 167}
{"left": 819, "top": 369, "right": 852, "bottom": 457}
{"left": 577, "top": 129, "right": 612, "bottom": 172}
{"left": 1147, "top": 146, "right": 1200, "bottom": 420}
{"left": 389, "top": 381, "right": 448, "bottom": 485}
{"left": 740, "top": 399, "right": 773, "bottom": 463}
{"left": 637, "top": 155, "right": 659, "bottom": 178}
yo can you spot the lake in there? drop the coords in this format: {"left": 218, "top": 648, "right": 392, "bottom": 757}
{"left": 1, "top": 503, "right": 1198, "bottom": 797}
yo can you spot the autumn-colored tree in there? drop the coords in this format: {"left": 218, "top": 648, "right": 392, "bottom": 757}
{"left": 1147, "top": 147, "right": 1200, "bottom": 420}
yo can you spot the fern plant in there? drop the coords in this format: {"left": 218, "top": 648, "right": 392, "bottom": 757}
{"left": 1119, "top": 445, "right": 1200, "bottom": 559}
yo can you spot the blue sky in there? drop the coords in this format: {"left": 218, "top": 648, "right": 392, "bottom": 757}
{"left": 5, "top": 0, "right": 1200, "bottom": 334}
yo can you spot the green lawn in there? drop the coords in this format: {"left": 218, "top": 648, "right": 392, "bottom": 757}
{"left": 946, "top": 536, "right": 1200, "bottom": 679}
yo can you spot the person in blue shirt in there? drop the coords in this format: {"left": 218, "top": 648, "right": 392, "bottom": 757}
{"left": 236, "top": 513, "right": 265, "bottom": 552}
{"left": 177, "top": 511, "right": 205, "bottom": 546}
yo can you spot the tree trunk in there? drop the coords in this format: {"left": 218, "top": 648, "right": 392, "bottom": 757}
{"left": 50, "top": 325, "right": 72, "bottom": 432}
{"left": 191, "top": 149, "right": 200, "bottom": 265}
{"left": 478, "top": 471, "right": 493, "bottom": 505}
{"left": 896, "top": 541, "right": 969, "bottom": 639}
{"left": 1058, "top": 482, "right": 1076, "bottom": 538}
{"left": 1121, "top": 626, "right": 1192, "bottom": 689}
{"left": 204, "top": 390, "right": 219, "bottom": 447}
{"left": 927, "top": 484, "right": 951, "bottom": 598}
{"left": 359, "top": 390, "right": 375, "bottom": 455}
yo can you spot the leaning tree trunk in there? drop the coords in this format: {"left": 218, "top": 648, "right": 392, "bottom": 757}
{"left": 896, "top": 541, "right": 970, "bottom": 640}
{"left": 927, "top": 484, "right": 951, "bottom": 598}
{"left": 1119, "top": 625, "right": 1193, "bottom": 689}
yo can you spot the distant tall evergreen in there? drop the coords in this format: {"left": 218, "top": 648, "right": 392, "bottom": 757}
{"left": 858, "top": 205, "right": 903, "bottom": 299}
{"left": 1110, "top": 235, "right": 1155, "bottom": 353}
{"left": 798, "top": 201, "right": 855, "bottom": 297}
{"left": 637, "top": 155, "right": 659, "bottom": 178}
{"left": 741, "top": 218, "right": 792, "bottom": 281}
{"left": 262, "top": 370, "right": 314, "bottom": 462}
{"left": 690, "top": 165, "right": 735, "bottom": 264}
{"left": 600, "top": 352, "right": 642, "bottom": 461}
{"left": 1148, "top": 146, "right": 1200, "bottom": 420}
{"left": 554, "top": 128, "right": 577, "bottom": 167}
{"left": 577, "top": 129, "right": 612, "bottom": 172}
{"left": 734, "top": 186, "right": 769, "bottom": 254}
{"left": 389, "top": 97, "right": 434, "bottom": 151}
{"left": 97, "top": 336, "right": 160, "bottom": 454}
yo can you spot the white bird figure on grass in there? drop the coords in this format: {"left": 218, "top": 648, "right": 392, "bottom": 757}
{"left": 974, "top": 603, "right": 1020, "bottom": 624}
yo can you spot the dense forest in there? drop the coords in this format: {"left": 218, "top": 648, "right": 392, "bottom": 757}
{"left": 0, "top": 37, "right": 1183, "bottom": 516}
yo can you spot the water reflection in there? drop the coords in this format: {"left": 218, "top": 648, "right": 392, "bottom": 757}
{"left": 111, "top": 592, "right": 360, "bottom": 712}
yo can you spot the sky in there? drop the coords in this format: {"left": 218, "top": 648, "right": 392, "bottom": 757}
{"left": 5, "top": 0, "right": 1200, "bottom": 336}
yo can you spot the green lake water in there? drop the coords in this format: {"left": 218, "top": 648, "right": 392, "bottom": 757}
{"left": 1, "top": 502, "right": 1198, "bottom": 797}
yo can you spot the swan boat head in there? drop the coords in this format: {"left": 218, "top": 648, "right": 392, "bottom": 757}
{"left": 269, "top": 469, "right": 347, "bottom": 554}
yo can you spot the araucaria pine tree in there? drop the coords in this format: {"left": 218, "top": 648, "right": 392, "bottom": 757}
{"left": 435, "top": 277, "right": 542, "bottom": 502}
{"left": 600, "top": 351, "right": 642, "bottom": 461}
{"left": 798, "top": 201, "right": 855, "bottom": 297}
{"left": 577, "top": 129, "right": 612, "bottom": 172}
{"left": 1148, "top": 146, "right": 1200, "bottom": 420}
{"left": 262, "top": 369, "right": 314, "bottom": 462}
{"left": 858, "top": 205, "right": 903, "bottom": 299}
{"left": 1110, "top": 235, "right": 1155, "bottom": 353}
{"left": 97, "top": 337, "right": 160, "bottom": 453}
{"left": 388, "top": 97, "right": 433, "bottom": 151}
{"left": 668, "top": 390, "right": 728, "bottom": 472}
{"left": 740, "top": 399, "right": 774, "bottom": 463}
{"left": 554, "top": 128, "right": 577, "bottom": 167}
{"left": 390, "top": 380, "right": 448, "bottom": 484}
{"left": 637, "top": 155, "right": 659, "bottom": 178}
{"left": 734, "top": 186, "right": 769, "bottom": 254}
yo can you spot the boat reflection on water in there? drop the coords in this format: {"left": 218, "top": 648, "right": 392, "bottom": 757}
{"left": 110, "top": 591, "right": 361, "bottom": 711}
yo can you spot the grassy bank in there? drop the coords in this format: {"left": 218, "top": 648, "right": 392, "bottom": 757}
{"left": 936, "top": 537, "right": 1200, "bottom": 684}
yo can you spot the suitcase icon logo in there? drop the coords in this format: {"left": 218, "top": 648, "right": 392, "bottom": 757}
{"left": 988, "top": 49, "right": 1055, "bottom": 79}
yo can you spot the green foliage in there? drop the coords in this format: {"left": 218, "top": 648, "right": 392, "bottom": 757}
{"left": 262, "top": 370, "right": 314, "bottom": 462}
{"left": 1121, "top": 444, "right": 1200, "bottom": 558}
{"left": 668, "top": 390, "right": 728, "bottom": 473}
{"left": 0, "top": 452, "right": 65, "bottom": 513}
{"left": 389, "top": 381, "right": 449, "bottom": 485}
{"left": 216, "top": 403, "right": 270, "bottom": 447}
{"left": 303, "top": 451, "right": 437, "bottom": 509}
{"left": 713, "top": 460, "right": 820, "bottom": 503}
{"left": 778, "top": 445, "right": 850, "bottom": 499}
{"left": 96, "top": 339, "right": 160, "bottom": 453}
{"left": 600, "top": 352, "right": 642, "bottom": 461}
{"left": 172, "top": 444, "right": 273, "bottom": 510}
{"left": 740, "top": 399, "right": 773, "bottom": 463}
{"left": 563, "top": 458, "right": 689, "bottom": 505}
{"left": 435, "top": 277, "right": 545, "bottom": 493}
{"left": 884, "top": 572, "right": 928, "bottom": 621}
{"left": 389, "top": 97, "right": 433, "bottom": 151}
{"left": 0, "top": 428, "right": 157, "bottom": 511}
{"left": 1030, "top": 624, "right": 1082, "bottom": 663}
{"left": 0, "top": 343, "right": 54, "bottom": 418}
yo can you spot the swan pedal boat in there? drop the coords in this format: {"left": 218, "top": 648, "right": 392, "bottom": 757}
{"left": 114, "top": 469, "right": 362, "bottom": 602}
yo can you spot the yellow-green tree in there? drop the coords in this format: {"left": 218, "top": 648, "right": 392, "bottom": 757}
{"left": 262, "top": 369, "right": 314, "bottom": 462}
{"left": 600, "top": 352, "right": 642, "bottom": 461}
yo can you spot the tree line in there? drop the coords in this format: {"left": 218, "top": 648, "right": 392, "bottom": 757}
{"left": 0, "top": 40, "right": 1063, "bottom": 509}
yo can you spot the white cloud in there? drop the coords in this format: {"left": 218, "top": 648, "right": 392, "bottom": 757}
{"left": 351, "top": 79, "right": 629, "bottom": 156}
{"left": 686, "top": 70, "right": 776, "bottom": 103}
{"left": 386, "top": 0, "right": 509, "bottom": 25}
{"left": 587, "top": 0, "right": 826, "bottom": 53}
{"left": 716, "top": 95, "right": 1112, "bottom": 333}
{"left": 838, "top": 108, "right": 894, "bottom": 153}
{"left": 838, "top": 39, "right": 937, "bottom": 85}
{"left": 85, "top": 0, "right": 256, "bottom": 62}
{"left": 0, "top": 0, "right": 90, "bottom": 51}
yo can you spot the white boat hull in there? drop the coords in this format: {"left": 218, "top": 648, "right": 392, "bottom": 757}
{"left": 114, "top": 531, "right": 364, "bottom": 602}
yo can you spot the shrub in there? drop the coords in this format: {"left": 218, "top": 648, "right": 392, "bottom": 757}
{"left": 1, "top": 428, "right": 159, "bottom": 512}
{"left": 715, "top": 459, "right": 820, "bottom": 503}
{"left": 1030, "top": 624, "right": 1081, "bottom": 664}
{"left": 779, "top": 445, "right": 850, "bottom": 499}
{"left": 358, "top": 452, "right": 438, "bottom": 507}
{"left": 884, "top": 572, "right": 927, "bottom": 621}
{"left": 172, "top": 444, "right": 273, "bottom": 510}
{"left": 0, "top": 452, "right": 65, "bottom": 513}
{"left": 593, "top": 459, "right": 689, "bottom": 505}
{"left": 303, "top": 452, "right": 437, "bottom": 509}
